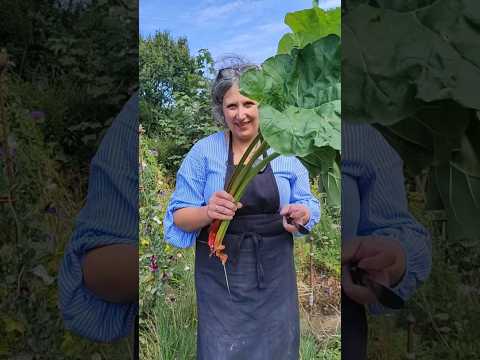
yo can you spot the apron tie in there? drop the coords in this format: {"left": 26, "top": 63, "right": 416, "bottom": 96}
{"left": 239, "top": 232, "right": 265, "bottom": 289}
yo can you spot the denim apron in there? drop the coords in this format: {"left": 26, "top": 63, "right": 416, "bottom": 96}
{"left": 194, "top": 134, "right": 300, "bottom": 360}
{"left": 341, "top": 173, "right": 367, "bottom": 360}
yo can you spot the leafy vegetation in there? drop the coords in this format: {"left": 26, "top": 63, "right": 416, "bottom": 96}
{"left": 343, "top": 2, "right": 480, "bottom": 357}
{"left": 1, "top": 0, "right": 137, "bottom": 167}
{"left": 343, "top": 0, "right": 480, "bottom": 241}
{"left": 241, "top": 5, "right": 341, "bottom": 207}
{"left": 278, "top": 6, "right": 341, "bottom": 55}
{"left": 367, "top": 191, "right": 480, "bottom": 359}
{"left": 1, "top": 1, "right": 136, "bottom": 358}
{"left": 139, "top": 32, "right": 220, "bottom": 176}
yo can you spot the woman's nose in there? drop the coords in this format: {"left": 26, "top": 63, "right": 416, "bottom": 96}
{"left": 236, "top": 106, "right": 248, "bottom": 120}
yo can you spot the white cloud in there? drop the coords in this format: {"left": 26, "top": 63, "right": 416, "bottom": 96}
{"left": 207, "top": 23, "right": 284, "bottom": 64}
{"left": 195, "top": 1, "right": 246, "bottom": 24}
{"left": 319, "top": 0, "right": 341, "bottom": 9}
{"left": 190, "top": 0, "right": 266, "bottom": 26}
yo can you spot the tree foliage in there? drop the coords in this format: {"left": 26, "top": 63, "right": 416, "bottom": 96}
{"left": 140, "top": 32, "right": 211, "bottom": 110}
{"left": 1, "top": 1, "right": 137, "bottom": 357}
{"left": 139, "top": 32, "right": 219, "bottom": 176}
{"left": 1, "top": 0, "right": 138, "bottom": 166}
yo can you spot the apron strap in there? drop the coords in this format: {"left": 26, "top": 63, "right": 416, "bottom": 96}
{"left": 133, "top": 314, "right": 139, "bottom": 359}
{"left": 251, "top": 233, "right": 266, "bottom": 289}
{"left": 341, "top": 291, "right": 367, "bottom": 360}
{"left": 227, "top": 131, "right": 268, "bottom": 167}
{"left": 230, "top": 232, "right": 266, "bottom": 289}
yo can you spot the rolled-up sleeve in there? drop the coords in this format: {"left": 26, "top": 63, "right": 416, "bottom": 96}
{"left": 58, "top": 94, "right": 138, "bottom": 342}
{"left": 163, "top": 142, "right": 207, "bottom": 248}
{"left": 357, "top": 128, "right": 432, "bottom": 314}
{"left": 289, "top": 158, "right": 321, "bottom": 232}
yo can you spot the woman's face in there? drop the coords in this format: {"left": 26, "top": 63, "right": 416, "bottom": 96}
{"left": 222, "top": 85, "right": 259, "bottom": 144}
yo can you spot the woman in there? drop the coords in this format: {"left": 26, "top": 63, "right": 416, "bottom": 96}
{"left": 163, "top": 63, "right": 320, "bottom": 360}
{"left": 340, "top": 122, "right": 432, "bottom": 359}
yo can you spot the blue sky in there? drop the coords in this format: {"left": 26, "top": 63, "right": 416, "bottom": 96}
{"left": 140, "top": 0, "right": 340, "bottom": 65}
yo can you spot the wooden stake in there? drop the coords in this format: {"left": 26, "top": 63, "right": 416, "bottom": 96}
{"left": 0, "top": 48, "right": 15, "bottom": 204}
{"left": 406, "top": 313, "right": 416, "bottom": 359}
{"left": 309, "top": 234, "right": 314, "bottom": 311}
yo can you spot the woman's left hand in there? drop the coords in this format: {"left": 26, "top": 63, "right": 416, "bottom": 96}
{"left": 280, "top": 204, "right": 310, "bottom": 233}
{"left": 342, "top": 236, "right": 407, "bottom": 305}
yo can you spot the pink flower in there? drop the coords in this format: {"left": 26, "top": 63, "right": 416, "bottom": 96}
{"left": 30, "top": 111, "right": 45, "bottom": 120}
{"left": 44, "top": 202, "right": 57, "bottom": 215}
{"left": 149, "top": 255, "right": 159, "bottom": 272}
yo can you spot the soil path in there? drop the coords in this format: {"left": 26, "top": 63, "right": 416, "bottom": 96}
{"left": 298, "top": 266, "right": 341, "bottom": 337}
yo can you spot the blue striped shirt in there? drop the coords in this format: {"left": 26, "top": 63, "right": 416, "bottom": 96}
{"left": 163, "top": 131, "right": 321, "bottom": 248}
{"left": 58, "top": 94, "right": 138, "bottom": 342}
{"left": 342, "top": 122, "right": 432, "bottom": 313}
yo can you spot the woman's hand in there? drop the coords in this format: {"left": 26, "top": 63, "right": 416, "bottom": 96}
{"left": 174, "top": 191, "right": 242, "bottom": 232}
{"left": 83, "top": 244, "right": 138, "bottom": 303}
{"left": 342, "top": 236, "right": 406, "bottom": 305}
{"left": 280, "top": 204, "right": 310, "bottom": 233}
{"left": 206, "top": 190, "right": 242, "bottom": 221}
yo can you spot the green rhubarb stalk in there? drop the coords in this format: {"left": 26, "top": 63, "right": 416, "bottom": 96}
{"left": 233, "top": 152, "right": 280, "bottom": 203}
{"left": 228, "top": 140, "right": 269, "bottom": 197}
{"left": 225, "top": 133, "right": 262, "bottom": 192}
{"left": 214, "top": 150, "right": 280, "bottom": 248}
{"left": 214, "top": 141, "right": 267, "bottom": 250}
{"left": 208, "top": 134, "right": 261, "bottom": 252}
{"left": 212, "top": 135, "right": 266, "bottom": 254}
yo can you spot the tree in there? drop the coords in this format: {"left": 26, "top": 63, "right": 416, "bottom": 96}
{"left": 139, "top": 31, "right": 218, "bottom": 175}
{"left": 140, "top": 32, "right": 213, "bottom": 112}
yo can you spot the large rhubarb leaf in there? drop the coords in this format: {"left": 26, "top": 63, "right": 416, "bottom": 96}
{"left": 343, "top": 1, "right": 480, "bottom": 125}
{"left": 278, "top": 6, "right": 341, "bottom": 55}
{"left": 240, "top": 35, "right": 340, "bottom": 174}
{"left": 343, "top": 0, "right": 480, "bottom": 240}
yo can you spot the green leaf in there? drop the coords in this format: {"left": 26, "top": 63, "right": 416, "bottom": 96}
{"left": 343, "top": 2, "right": 480, "bottom": 125}
{"left": 433, "top": 160, "right": 480, "bottom": 242}
{"left": 242, "top": 35, "right": 340, "bottom": 174}
{"left": 287, "top": 35, "right": 341, "bottom": 109}
{"left": 343, "top": 0, "right": 480, "bottom": 241}
{"left": 299, "top": 146, "right": 337, "bottom": 177}
{"left": 3, "top": 317, "right": 25, "bottom": 334}
{"left": 278, "top": 7, "right": 341, "bottom": 54}
{"left": 423, "top": 119, "right": 480, "bottom": 240}
{"left": 278, "top": 33, "right": 301, "bottom": 55}
{"left": 240, "top": 54, "right": 294, "bottom": 108}
{"left": 259, "top": 104, "right": 339, "bottom": 158}
{"left": 319, "top": 161, "right": 341, "bottom": 207}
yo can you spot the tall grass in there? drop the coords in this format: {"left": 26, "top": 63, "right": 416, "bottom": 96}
{"left": 140, "top": 250, "right": 197, "bottom": 360}
{"left": 300, "top": 332, "right": 340, "bottom": 360}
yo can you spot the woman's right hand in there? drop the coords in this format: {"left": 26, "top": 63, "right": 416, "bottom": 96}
{"left": 206, "top": 191, "right": 242, "bottom": 221}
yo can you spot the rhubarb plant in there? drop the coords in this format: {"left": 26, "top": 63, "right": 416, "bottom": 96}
{"left": 343, "top": 0, "right": 480, "bottom": 241}
{"left": 209, "top": 5, "right": 341, "bottom": 263}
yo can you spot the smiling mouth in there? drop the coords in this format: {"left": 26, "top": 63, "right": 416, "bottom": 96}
{"left": 235, "top": 120, "right": 251, "bottom": 127}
